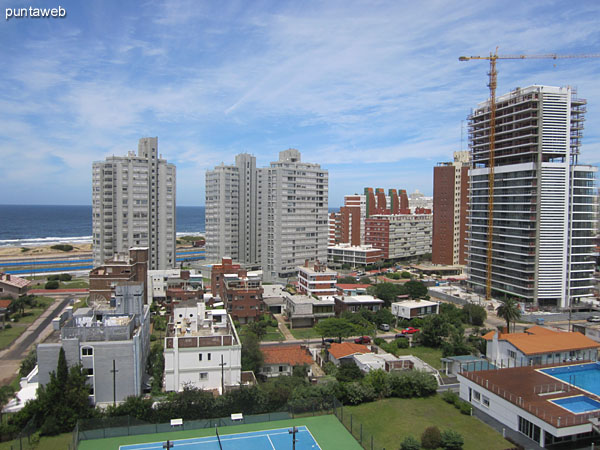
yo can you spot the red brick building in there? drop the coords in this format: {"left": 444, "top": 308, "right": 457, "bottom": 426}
{"left": 432, "top": 151, "right": 469, "bottom": 265}
{"left": 211, "top": 258, "right": 264, "bottom": 323}
{"left": 89, "top": 247, "right": 148, "bottom": 302}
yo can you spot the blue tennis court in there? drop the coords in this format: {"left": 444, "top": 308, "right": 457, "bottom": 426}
{"left": 119, "top": 426, "right": 322, "bottom": 450}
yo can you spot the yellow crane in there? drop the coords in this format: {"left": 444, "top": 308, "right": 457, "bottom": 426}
{"left": 459, "top": 49, "right": 600, "bottom": 301}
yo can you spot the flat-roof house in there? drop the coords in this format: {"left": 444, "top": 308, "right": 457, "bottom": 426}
{"left": 284, "top": 294, "right": 335, "bottom": 328}
{"left": 391, "top": 299, "right": 439, "bottom": 320}
{"left": 483, "top": 326, "right": 599, "bottom": 367}
{"left": 259, "top": 345, "right": 314, "bottom": 378}
{"left": 336, "top": 284, "right": 371, "bottom": 296}
{"left": 333, "top": 295, "right": 384, "bottom": 315}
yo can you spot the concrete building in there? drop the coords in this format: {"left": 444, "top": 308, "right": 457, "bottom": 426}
{"left": 164, "top": 302, "right": 241, "bottom": 394}
{"left": 408, "top": 189, "right": 433, "bottom": 211}
{"left": 37, "top": 283, "right": 150, "bottom": 406}
{"left": 261, "top": 149, "right": 329, "bottom": 281}
{"left": 334, "top": 295, "right": 384, "bottom": 315}
{"left": 89, "top": 247, "right": 148, "bottom": 303}
{"left": 466, "top": 86, "right": 597, "bottom": 308}
{"left": 205, "top": 154, "right": 260, "bottom": 265}
{"left": 147, "top": 269, "right": 203, "bottom": 315}
{"left": 284, "top": 294, "right": 335, "bottom": 328}
{"left": 432, "top": 151, "right": 469, "bottom": 265}
{"left": 365, "top": 213, "right": 432, "bottom": 260}
{"left": 211, "top": 257, "right": 264, "bottom": 323}
{"left": 92, "top": 137, "right": 176, "bottom": 270}
{"left": 297, "top": 261, "right": 337, "bottom": 297}
{"left": 327, "top": 342, "right": 371, "bottom": 366}
{"left": 327, "top": 243, "right": 383, "bottom": 267}
{"left": 0, "top": 273, "right": 30, "bottom": 299}
{"left": 391, "top": 299, "right": 440, "bottom": 320}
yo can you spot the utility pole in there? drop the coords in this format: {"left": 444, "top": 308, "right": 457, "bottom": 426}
{"left": 219, "top": 354, "right": 227, "bottom": 394}
{"left": 111, "top": 360, "right": 119, "bottom": 406}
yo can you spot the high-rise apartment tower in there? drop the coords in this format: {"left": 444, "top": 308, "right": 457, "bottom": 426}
{"left": 466, "top": 86, "right": 596, "bottom": 308}
{"left": 92, "top": 137, "right": 176, "bottom": 270}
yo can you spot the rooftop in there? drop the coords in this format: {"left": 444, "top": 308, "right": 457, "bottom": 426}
{"left": 0, "top": 273, "right": 30, "bottom": 289}
{"left": 261, "top": 345, "right": 314, "bottom": 366}
{"left": 483, "top": 326, "right": 600, "bottom": 356}
{"left": 334, "top": 295, "right": 383, "bottom": 304}
{"left": 328, "top": 342, "right": 372, "bottom": 359}
{"left": 392, "top": 299, "right": 439, "bottom": 308}
{"left": 336, "top": 284, "right": 371, "bottom": 290}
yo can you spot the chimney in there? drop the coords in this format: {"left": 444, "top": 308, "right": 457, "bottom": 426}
{"left": 6, "top": 274, "right": 10, "bottom": 281}
{"left": 305, "top": 259, "right": 309, "bottom": 267}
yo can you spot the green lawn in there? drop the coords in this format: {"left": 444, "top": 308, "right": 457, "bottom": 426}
{"left": 0, "top": 296, "right": 55, "bottom": 350}
{"left": 78, "top": 414, "right": 361, "bottom": 450}
{"left": 59, "top": 280, "right": 90, "bottom": 289}
{"left": 392, "top": 345, "right": 444, "bottom": 369}
{"left": 239, "top": 324, "right": 285, "bottom": 342}
{"left": 289, "top": 327, "right": 321, "bottom": 339}
{"left": 344, "top": 396, "right": 512, "bottom": 450}
{"left": 0, "top": 326, "right": 28, "bottom": 351}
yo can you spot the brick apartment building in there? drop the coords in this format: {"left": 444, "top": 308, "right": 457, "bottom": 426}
{"left": 89, "top": 247, "right": 148, "bottom": 303}
{"left": 432, "top": 151, "right": 469, "bottom": 265}
{"left": 211, "top": 257, "right": 264, "bottom": 323}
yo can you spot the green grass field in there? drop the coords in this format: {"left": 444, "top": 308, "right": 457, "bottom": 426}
{"left": 0, "top": 296, "right": 55, "bottom": 350}
{"left": 344, "top": 396, "right": 512, "bottom": 450}
{"left": 392, "top": 346, "right": 444, "bottom": 369}
{"left": 77, "top": 415, "right": 361, "bottom": 450}
{"left": 289, "top": 327, "right": 321, "bottom": 339}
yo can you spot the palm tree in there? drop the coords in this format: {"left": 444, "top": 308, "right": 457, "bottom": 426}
{"left": 496, "top": 298, "right": 521, "bottom": 333}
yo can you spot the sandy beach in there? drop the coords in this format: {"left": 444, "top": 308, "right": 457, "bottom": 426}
{"left": 0, "top": 243, "right": 92, "bottom": 259}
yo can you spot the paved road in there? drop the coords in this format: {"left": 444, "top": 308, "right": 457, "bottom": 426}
{"left": 0, "top": 295, "right": 71, "bottom": 385}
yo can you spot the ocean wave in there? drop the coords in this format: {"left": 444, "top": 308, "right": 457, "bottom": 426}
{"left": 0, "top": 236, "right": 93, "bottom": 248}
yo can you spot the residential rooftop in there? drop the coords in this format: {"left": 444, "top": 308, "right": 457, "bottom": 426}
{"left": 261, "top": 345, "right": 314, "bottom": 366}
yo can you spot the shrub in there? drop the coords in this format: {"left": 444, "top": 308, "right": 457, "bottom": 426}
{"left": 44, "top": 281, "right": 59, "bottom": 290}
{"left": 47, "top": 275, "right": 60, "bottom": 281}
{"left": 58, "top": 274, "right": 72, "bottom": 281}
{"left": 396, "top": 338, "right": 409, "bottom": 349}
{"left": 21, "top": 247, "right": 30, "bottom": 253}
{"left": 50, "top": 244, "right": 73, "bottom": 252}
{"left": 458, "top": 400, "right": 472, "bottom": 415}
{"left": 374, "top": 337, "right": 385, "bottom": 346}
{"left": 150, "top": 334, "right": 157, "bottom": 341}
{"left": 442, "top": 390, "right": 459, "bottom": 405}
{"left": 400, "top": 435, "right": 421, "bottom": 450}
{"left": 401, "top": 271, "right": 411, "bottom": 279}
{"left": 4, "top": 323, "right": 11, "bottom": 329}
{"left": 441, "top": 429, "right": 464, "bottom": 449}
{"left": 421, "top": 426, "right": 442, "bottom": 449}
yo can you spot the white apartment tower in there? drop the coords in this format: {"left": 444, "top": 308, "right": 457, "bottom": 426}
{"left": 92, "top": 137, "right": 176, "bottom": 270}
{"left": 261, "top": 149, "right": 329, "bottom": 281}
{"left": 205, "top": 153, "right": 260, "bottom": 265}
{"left": 467, "top": 86, "right": 597, "bottom": 308}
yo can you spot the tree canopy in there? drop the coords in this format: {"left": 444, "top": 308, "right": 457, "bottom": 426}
{"left": 496, "top": 299, "right": 521, "bottom": 332}
{"left": 315, "top": 318, "right": 360, "bottom": 341}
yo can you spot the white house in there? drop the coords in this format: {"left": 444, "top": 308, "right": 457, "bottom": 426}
{"left": 391, "top": 299, "right": 439, "bottom": 320}
{"left": 164, "top": 302, "right": 241, "bottom": 394}
{"left": 327, "top": 342, "right": 371, "bottom": 366}
{"left": 259, "top": 345, "right": 314, "bottom": 378}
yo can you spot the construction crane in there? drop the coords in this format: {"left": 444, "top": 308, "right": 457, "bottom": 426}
{"left": 459, "top": 49, "right": 600, "bottom": 301}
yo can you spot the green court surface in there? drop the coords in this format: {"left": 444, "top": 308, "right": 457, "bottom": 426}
{"left": 77, "top": 415, "right": 362, "bottom": 450}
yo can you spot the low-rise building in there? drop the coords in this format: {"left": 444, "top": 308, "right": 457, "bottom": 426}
{"left": 0, "top": 273, "right": 30, "bottom": 299}
{"left": 89, "top": 248, "right": 148, "bottom": 303}
{"left": 391, "top": 299, "right": 440, "bottom": 320}
{"left": 284, "top": 294, "right": 335, "bottom": 328}
{"left": 572, "top": 323, "right": 600, "bottom": 343}
{"left": 259, "top": 345, "right": 314, "bottom": 378}
{"left": 327, "top": 342, "right": 371, "bottom": 366}
{"left": 483, "top": 326, "right": 599, "bottom": 367}
{"left": 263, "top": 285, "right": 285, "bottom": 315}
{"left": 37, "top": 282, "right": 150, "bottom": 406}
{"left": 327, "top": 244, "right": 383, "bottom": 267}
{"left": 164, "top": 302, "right": 241, "bottom": 394}
{"left": 336, "top": 284, "right": 371, "bottom": 296}
{"left": 352, "top": 352, "right": 407, "bottom": 373}
{"left": 334, "top": 295, "right": 384, "bottom": 315}
{"left": 297, "top": 262, "right": 337, "bottom": 297}
{"left": 148, "top": 269, "right": 203, "bottom": 314}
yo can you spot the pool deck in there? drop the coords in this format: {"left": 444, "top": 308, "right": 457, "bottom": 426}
{"left": 462, "top": 361, "right": 600, "bottom": 428}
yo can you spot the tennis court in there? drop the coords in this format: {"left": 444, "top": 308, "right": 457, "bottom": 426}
{"left": 120, "top": 426, "right": 320, "bottom": 450}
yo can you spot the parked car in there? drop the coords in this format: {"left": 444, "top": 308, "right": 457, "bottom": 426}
{"left": 354, "top": 336, "right": 371, "bottom": 344}
{"left": 323, "top": 338, "right": 336, "bottom": 344}
{"left": 401, "top": 327, "right": 420, "bottom": 335}
{"left": 587, "top": 316, "right": 600, "bottom": 323}
{"left": 379, "top": 323, "right": 390, "bottom": 332}
{"left": 394, "top": 333, "right": 408, "bottom": 339}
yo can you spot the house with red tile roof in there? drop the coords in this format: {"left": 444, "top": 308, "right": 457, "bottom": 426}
{"left": 259, "top": 345, "right": 315, "bottom": 378}
{"left": 327, "top": 342, "right": 372, "bottom": 366}
{"left": 335, "top": 284, "right": 371, "bottom": 296}
{"left": 483, "top": 326, "right": 599, "bottom": 367}
{"left": 0, "top": 273, "right": 30, "bottom": 299}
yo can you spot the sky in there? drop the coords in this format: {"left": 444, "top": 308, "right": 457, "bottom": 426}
{"left": 1, "top": 0, "right": 600, "bottom": 207}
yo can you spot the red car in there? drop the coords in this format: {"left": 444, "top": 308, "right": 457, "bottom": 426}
{"left": 401, "top": 327, "right": 420, "bottom": 335}
{"left": 354, "top": 336, "right": 371, "bottom": 344}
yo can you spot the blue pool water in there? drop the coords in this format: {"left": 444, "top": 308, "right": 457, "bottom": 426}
{"left": 551, "top": 396, "right": 600, "bottom": 414}
{"left": 540, "top": 363, "right": 600, "bottom": 397}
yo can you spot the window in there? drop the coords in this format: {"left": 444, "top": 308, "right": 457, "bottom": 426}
{"left": 482, "top": 395, "right": 490, "bottom": 407}
{"left": 199, "top": 373, "right": 208, "bottom": 380}
{"left": 199, "top": 354, "right": 203, "bottom": 361}
{"left": 279, "top": 366, "right": 284, "bottom": 372}
{"left": 86, "top": 368, "right": 94, "bottom": 376}
{"left": 208, "top": 353, "right": 211, "bottom": 361}
{"left": 508, "top": 350, "right": 517, "bottom": 359}
{"left": 82, "top": 347, "right": 93, "bottom": 356}
{"left": 473, "top": 391, "right": 481, "bottom": 402}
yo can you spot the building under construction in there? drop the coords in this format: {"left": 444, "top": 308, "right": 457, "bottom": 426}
{"left": 466, "top": 85, "right": 597, "bottom": 308}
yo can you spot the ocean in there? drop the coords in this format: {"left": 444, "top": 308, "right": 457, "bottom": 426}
{"left": 0, "top": 205, "right": 339, "bottom": 248}
{"left": 0, "top": 205, "right": 205, "bottom": 247}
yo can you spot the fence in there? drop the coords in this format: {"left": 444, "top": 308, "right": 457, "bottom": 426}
{"left": 332, "top": 398, "right": 386, "bottom": 450}
{"left": 5, "top": 418, "right": 42, "bottom": 450}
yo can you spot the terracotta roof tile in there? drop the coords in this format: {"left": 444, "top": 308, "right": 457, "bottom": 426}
{"left": 0, "top": 299, "right": 12, "bottom": 309}
{"left": 336, "top": 284, "right": 371, "bottom": 290}
{"left": 328, "top": 342, "right": 372, "bottom": 359}
{"left": 261, "top": 345, "right": 314, "bottom": 366}
{"left": 0, "top": 273, "right": 30, "bottom": 289}
{"left": 483, "top": 327, "right": 599, "bottom": 355}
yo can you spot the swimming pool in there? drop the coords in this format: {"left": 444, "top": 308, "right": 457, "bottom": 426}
{"left": 550, "top": 395, "right": 600, "bottom": 414}
{"left": 539, "top": 363, "right": 600, "bottom": 397}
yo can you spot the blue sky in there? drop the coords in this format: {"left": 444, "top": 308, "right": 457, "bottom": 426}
{"left": 1, "top": 0, "right": 599, "bottom": 207}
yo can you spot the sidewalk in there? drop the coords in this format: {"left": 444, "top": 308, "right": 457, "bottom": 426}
{"left": 273, "top": 313, "right": 295, "bottom": 340}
